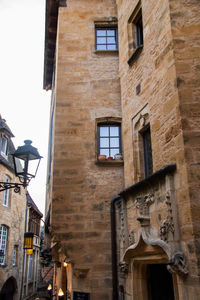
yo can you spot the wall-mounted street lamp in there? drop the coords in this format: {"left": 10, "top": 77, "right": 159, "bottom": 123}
{"left": 0, "top": 140, "right": 42, "bottom": 193}
{"left": 23, "top": 232, "right": 34, "bottom": 255}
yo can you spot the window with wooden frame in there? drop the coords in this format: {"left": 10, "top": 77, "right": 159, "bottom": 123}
{"left": 13, "top": 245, "right": 18, "bottom": 266}
{"left": 0, "top": 225, "right": 8, "bottom": 265}
{"left": 95, "top": 27, "right": 118, "bottom": 50}
{"left": 97, "top": 123, "right": 122, "bottom": 159}
{"left": 0, "top": 135, "right": 8, "bottom": 158}
{"left": 127, "top": 1, "right": 144, "bottom": 65}
{"left": 3, "top": 175, "right": 10, "bottom": 207}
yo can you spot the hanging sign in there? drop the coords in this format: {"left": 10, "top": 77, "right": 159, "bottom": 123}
{"left": 73, "top": 291, "right": 90, "bottom": 300}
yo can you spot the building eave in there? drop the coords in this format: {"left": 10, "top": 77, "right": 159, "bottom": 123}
{"left": 43, "top": 0, "right": 67, "bottom": 90}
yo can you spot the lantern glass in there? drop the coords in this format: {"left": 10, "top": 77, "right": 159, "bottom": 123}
{"left": 24, "top": 232, "right": 34, "bottom": 249}
{"left": 12, "top": 140, "right": 42, "bottom": 185}
{"left": 58, "top": 288, "right": 64, "bottom": 297}
{"left": 47, "top": 284, "right": 52, "bottom": 291}
{"left": 26, "top": 249, "right": 33, "bottom": 255}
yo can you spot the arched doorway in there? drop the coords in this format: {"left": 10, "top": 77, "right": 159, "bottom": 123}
{"left": 123, "top": 236, "right": 176, "bottom": 300}
{"left": 0, "top": 277, "right": 17, "bottom": 300}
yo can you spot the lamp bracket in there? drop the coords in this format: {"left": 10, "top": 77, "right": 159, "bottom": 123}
{"left": 0, "top": 182, "right": 24, "bottom": 193}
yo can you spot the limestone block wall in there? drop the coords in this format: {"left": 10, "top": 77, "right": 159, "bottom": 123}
{"left": 49, "top": 0, "right": 123, "bottom": 299}
{"left": 0, "top": 165, "right": 26, "bottom": 298}
{"left": 116, "top": 0, "right": 200, "bottom": 297}
{"left": 169, "top": 0, "right": 200, "bottom": 278}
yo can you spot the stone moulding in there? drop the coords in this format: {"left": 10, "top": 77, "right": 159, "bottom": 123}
{"left": 123, "top": 233, "right": 188, "bottom": 276}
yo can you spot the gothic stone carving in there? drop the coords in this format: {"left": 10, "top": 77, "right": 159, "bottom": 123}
{"left": 117, "top": 200, "right": 126, "bottom": 246}
{"left": 119, "top": 261, "right": 129, "bottom": 274}
{"left": 160, "top": 192, "right": 175, "bottom": 242}
{"left": 167, "top": 252, "right": 188, "bottom": 276}
{"left": 135, "top": 193, "right": 154, "bottom": 226}
{"left": 128, "top": 230, "right": 135, "bottom": 245}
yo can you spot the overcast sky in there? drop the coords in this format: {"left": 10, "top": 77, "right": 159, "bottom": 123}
{"left": 0, "top": 0, "right": 51, "bottom": 215}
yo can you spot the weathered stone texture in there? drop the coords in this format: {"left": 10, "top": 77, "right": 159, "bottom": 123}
{"left": 49, "top": 0, "right": 123, "bottom": 298}
{"left": 117, "top": 0, "right": 200, "bottom": 298}
{"left": 0, "top": 165, "right": 26, "bottom": 298}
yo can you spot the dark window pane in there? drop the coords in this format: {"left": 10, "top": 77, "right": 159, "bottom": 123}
{"left": 143, "top": 127, "right": 153, "bottom": 178}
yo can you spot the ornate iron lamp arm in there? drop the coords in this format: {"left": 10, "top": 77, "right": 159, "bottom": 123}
{"left": 0, "top": 182, "right": 24, "bottom": 193}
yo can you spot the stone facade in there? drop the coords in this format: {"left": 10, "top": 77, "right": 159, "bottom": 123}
{"left": 44, "top": 0, "right": 200, "bottom": 299}
{"left": 44, "top": 0, "right": 123, "bottom": 299}
{"left": 0, "top": 117, "right": 26, "bottom": 300}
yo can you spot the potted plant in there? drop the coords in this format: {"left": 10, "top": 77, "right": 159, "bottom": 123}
{"left": 98, "top": 154, "right": 106, "bottom": 161}
{"left": 114, "top": 153, "right": 123, "bottom": 160}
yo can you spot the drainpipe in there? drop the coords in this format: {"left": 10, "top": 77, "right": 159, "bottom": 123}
{"left": 111, "top": 195, "right": 121, "bottom": 300}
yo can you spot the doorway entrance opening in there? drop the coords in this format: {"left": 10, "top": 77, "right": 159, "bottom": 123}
{"left": 0, "top": 276, "right": 17, "bottom": 300}
{"left": 147, "top": 264, "right": 174, "bottom": 300}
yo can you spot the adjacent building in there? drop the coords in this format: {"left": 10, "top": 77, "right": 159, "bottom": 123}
{"left": 22, "top": 192, "right": 43, "bottom": 299}
{"left": 0, "top": 115, "right": 26, "bottom": 300}
{"left": 44, "top": 0, "right": 200, "bottom": 299}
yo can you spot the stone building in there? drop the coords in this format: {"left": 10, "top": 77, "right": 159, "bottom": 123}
{"left": 44, "top": 0, "right": 200, "bottom": 299}
{"left": 22, "top": 192, "right": 43, "bottom": 299}
{"left": 0, "top": 115, "right": 26, "bottom": 300}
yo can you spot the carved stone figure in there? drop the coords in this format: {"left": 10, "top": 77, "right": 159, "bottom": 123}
{"left": 119, "top": 261, "right": 129, "bottom": 274}
{"left": 160, "top": 192, "right": 174, "bottom": 242}
{"left": 167, "top": 252, "right": 188, "bottom": 276}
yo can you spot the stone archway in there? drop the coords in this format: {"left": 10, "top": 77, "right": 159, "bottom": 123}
{"left": 123, "top": 236, "right": 177, "bottom": 300}
{"left": 0, "top": 276, "right": 17, "bottom": 300}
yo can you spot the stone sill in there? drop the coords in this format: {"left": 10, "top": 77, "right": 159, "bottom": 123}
{"left": 95, "top": 160, "right": 124, "bottom": 166}
{"left": 94, "top": 49, "right": 119, "bottom": 55}
{"left": 127, "top": 45, "right": 143, "bottom": 66}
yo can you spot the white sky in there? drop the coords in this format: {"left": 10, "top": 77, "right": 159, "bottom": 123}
{"left": 0, "top": 0, "right": 51, "bottom": 215}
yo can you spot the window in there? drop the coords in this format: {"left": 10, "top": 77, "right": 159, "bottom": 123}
{"left": 3, "top": 176, "right": 10, "bottom": 207}
{"left": 95, "top": 27, "right": 118, "bottom": 50}
{"left": 1, "top": 136, "right": 8, "bottom": 158}
{"left": 28, "top": 254, "right": 33, "bottom": 280}
{"left": 135, "top": 11, "right": 143, "bottom": 47}
{"left": 127, "top": 1, "right": 143, "bottom": 64}
{"left": 97, "top": 123, "right": 121, "bottom": 158}
{"left": 13, "top": 246, "right": 18, "bottom": 266}
{"left": 0, "top": 225, "right": 8, "bottom": 265}
{"left": 142, "top": 127, "right": 153, "bottom": 178}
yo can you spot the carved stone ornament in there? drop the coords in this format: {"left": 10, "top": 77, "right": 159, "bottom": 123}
{"left": 73, "top": 268, "right": 89, "bottom": 278}
{"left": 128, "top": 230, "right": 135, "bottom": 245}
{"left": 160, "top": 192, "right": 175, "bottom": 242}
{"left": 135, "top": 193, "right": 154, "bottom": 226}
{"left": 167, "top": 252, "right": 188, "bottom": 276}
{"left": 119, "top": 261, "right": 129, "bottom": 274}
